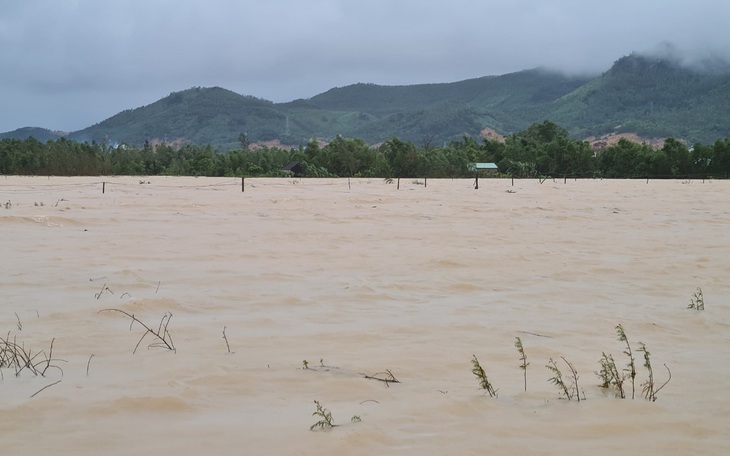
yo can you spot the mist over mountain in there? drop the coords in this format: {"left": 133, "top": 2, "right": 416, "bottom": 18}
{"left": 635, "top": 42, "right": 730, "bottom": 75}
{"left": 3, "top": 51, "right": 730, "bottom": 149}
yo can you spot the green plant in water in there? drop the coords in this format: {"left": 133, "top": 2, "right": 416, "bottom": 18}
{"left": 310, "top": 400, "right": 335, "bottom": 431}
{"left": 547, "top": 358, "right": 569, "bottom": 400}
{"left": 471, "top": 355, "right": 497, "bottom": 397}
{"left": 563, "top": 357, "right": 582, "bottom": 402}
{"left": 596, "top": 353, "right": 613, "bottom": 387}
{"left": 638, "top": 342, "right": 672, "bottom": 402}
{"left": 514, "top": 336, "right": 529, "bottom": 392}
{"left": 638, "top": 343, "right": 654, "bottom": 401}
{"left": 616, "top": 324, "right": 636, "bottom": 399}
{"left": 688, "top": 287, "right": 705, "bottom": 310}
{"left": 547, "top": 357, "right": 581, "bottom": 401}
{"left": 595, "top": 352, "right": 625, "bottom": 398}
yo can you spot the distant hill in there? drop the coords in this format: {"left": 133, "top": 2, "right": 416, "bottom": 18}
{"left": 4, "top": 52, "right": 730, "bottom": 149}
{"left": 68, "top": 87, "right": 280, "bottom": 150}
{"left": 63, "top": 70, "right": 589, "bottom": 149}
{"left": 0, "top": 127, "right": 63, "bottom": 142}
{"left": 304, "top": 69, "right": 592, "bottom": 141}
{"left": 546, "top": 53, "right": 730, "bottom": 143}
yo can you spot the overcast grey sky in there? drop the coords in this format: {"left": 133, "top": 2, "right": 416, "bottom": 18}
{"left": 2, "top": 0, "right": 729, "bottom": 133}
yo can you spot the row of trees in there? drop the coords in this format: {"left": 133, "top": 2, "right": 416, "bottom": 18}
{"left": 2, "top": 122, "right": 730, "bottom": 178}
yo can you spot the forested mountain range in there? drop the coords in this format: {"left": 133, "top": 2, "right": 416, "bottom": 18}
{"left": 3, "top": 52, "right": 730, "bottom": 150}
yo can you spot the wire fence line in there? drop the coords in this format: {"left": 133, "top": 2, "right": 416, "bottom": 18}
{"left": 0, "top": 173, "right": 723, "bottom": 197}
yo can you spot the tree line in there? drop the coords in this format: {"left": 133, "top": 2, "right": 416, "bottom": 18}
{"left": 1, "top": 121, "right": 729, "bottom": 179}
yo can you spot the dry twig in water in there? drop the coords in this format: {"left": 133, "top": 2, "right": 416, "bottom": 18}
{"left": 30, "top": 379, "right": 62, "bottom": 398}
{"left": 94, "top": 282, "right": 113, "bottom": 299}
{"left": 222, "top": 326, "right": 232, "bottom": 354}
{"left": 0, "top": 334, "right": 63, "bottom": 377}
{"left": 100, "top": 309, "right": 176, "bottom": 353}
{"left": 363, "top": 369, "right": 400, "bottom": 387}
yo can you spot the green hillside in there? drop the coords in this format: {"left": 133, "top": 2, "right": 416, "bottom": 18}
{"left": 547, "top": 53, "right": 730, "bottom": 143}
{"left": 4, "top": 52, "right": 730, "bottom": 149}
{"left": 0, "top": 127, "right": 62, "bottom": 142}
{"left": 303, "top": 69, "right": 591, "bottom": 142}
{"left": 62, "top": 70, "right": 590, "bottom": 149}
{"left": 69, "top": 87, "right": 283, "bottom": 150}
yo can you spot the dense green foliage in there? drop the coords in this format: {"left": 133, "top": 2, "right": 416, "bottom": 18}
{"left": 3, "top": 121, "right": 730, "bottom": 179}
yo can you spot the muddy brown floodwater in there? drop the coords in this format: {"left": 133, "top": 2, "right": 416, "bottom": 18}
{"left": 1, "top": 176, "right": 729, "bottom": 455}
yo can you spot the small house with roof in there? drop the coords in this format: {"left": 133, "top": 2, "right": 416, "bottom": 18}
{"left": 469, "top": 162, "right": 499, "bottom": 176}
{"left": 281, "top": 162, "right": 304, "bottom": 177}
